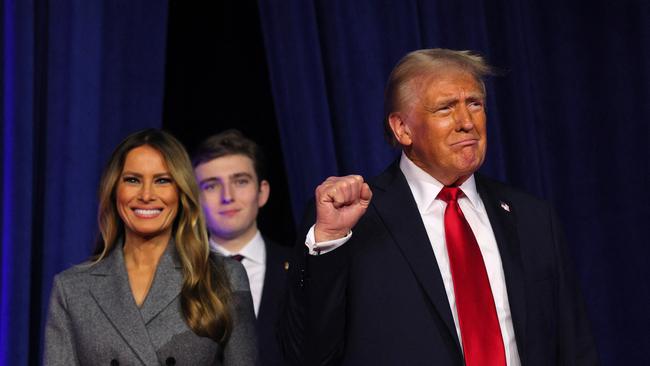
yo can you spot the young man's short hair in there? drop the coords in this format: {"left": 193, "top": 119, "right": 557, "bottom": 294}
{"left": 192, "top": 129, "right": 267, "bottom": 182}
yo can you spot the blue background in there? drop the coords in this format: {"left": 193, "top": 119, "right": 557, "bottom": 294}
{"left": 2, "top": 0, "right": 648, "bottom": 364}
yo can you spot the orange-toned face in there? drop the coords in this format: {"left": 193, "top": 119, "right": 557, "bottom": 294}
{"left": 389, "top": 68, "right": 487, "bottom": 185}
{"left": 116, "top": 145, "right": 179, "bottom": 242}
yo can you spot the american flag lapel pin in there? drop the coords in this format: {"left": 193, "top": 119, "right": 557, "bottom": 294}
{"left": 500, "top": 201, "right": 511, "bottom": 212}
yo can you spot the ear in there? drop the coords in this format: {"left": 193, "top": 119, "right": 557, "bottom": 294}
{"left": 257, "top": 180, "right": 270, "bottom": 208}
{"left": 388, "top": 112, "right": 412, "bottom": 146}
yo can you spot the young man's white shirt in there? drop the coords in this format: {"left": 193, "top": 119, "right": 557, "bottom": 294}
{"left": 210, "top": 230, "right": 266, "bottom": 317}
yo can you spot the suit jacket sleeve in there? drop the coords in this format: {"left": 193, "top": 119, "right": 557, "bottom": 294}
{"left": 278, "top": 201, "right": 350, "bottom": 366}
{"left": 44, "top": 275, "right": 80, "bottom": 366}
{"left": 222, "top": 260, "right": 259, "bottom": 366}
{"left": 550, "top": 208, "right": 599, "bottom": 364}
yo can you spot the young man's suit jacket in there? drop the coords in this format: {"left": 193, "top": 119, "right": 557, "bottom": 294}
{"left": 257, "top": 239, "right": 292, "bottom": 366}
{"left": 280, "top": 161, "right": 598, "bottom": 366}
{"left": 44, "top": 242, "right": 258, "bottom": 366}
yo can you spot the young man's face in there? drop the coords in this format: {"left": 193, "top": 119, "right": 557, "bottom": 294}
{"left": 194, "top": 154, "right": 269, "bottom": 242}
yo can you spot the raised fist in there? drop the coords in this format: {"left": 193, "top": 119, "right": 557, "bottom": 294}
{"left": 314, "top": 175, "right": 373, "bottom": 242}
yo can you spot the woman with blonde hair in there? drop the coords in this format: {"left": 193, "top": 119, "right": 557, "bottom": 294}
{"left": 44, "top": 129, "right": 257, "bottom": 365}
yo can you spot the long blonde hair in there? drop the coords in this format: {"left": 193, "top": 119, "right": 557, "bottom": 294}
{"left": 93, "top": 129, "right": 232, "bottom": 343}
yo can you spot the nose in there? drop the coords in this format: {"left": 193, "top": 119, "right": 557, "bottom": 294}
{"left": 139, "top": 182, "right": 156, "bottom": 202}
{"left": 220, "top": 183, "right": 234, "bottom": 204}
{"left": 455, "top": 105, "right": 475, "bottom": 132}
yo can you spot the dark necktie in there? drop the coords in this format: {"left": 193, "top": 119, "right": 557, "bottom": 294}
{"left": 230, "top": 254, "right": 245, "bottom": 262}
{"left": 438, "top": 186, "right": 506, "bottom": 366}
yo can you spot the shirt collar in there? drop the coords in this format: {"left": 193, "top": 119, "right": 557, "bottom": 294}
{"left": 209, "top": 230, "right": 266, "bottom": 265}
{"left": 399, "top": 152, "right": 481, "bottom": 211}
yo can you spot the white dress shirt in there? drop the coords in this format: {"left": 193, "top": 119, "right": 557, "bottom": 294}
{"left": 211, "top": 230, "right": 266, "bottom": 317}
{"left": 306, "top": 153, "right": 521, "bottom": 365}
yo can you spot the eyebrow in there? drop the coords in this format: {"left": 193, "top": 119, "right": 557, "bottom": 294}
{"left": 198, "top": 172, "right": 254, "bottom": 186}
{"left": 426, "top": 93, "right": 485, "bottom": 109}
{"left": 231, "top": 172, "right": 254, "bottom": 180}
{"left": 199, "top": 177, "right": 219, "bottom": 186}
{"left": 121, "top": 171, "right": 172, "bottom": 178}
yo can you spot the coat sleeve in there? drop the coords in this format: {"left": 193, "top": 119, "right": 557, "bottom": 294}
{"left": 279, "top": 243, "right": 351, "bottom": 366}
{"left": 43, "top": 275, "right": 80, "bottom": 366}
{"left": 222, "top": 261, "right": 258, "bottom": 366}
{"left": 550, "top": 207, "right": 600, "bottom": 365}
{"left": 277, "top": 200, "right": 351, "bottom": 366}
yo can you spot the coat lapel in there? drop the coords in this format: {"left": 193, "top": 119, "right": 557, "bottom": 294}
{"left": 89, "top": 244, "right": 160, "bottom": 366}
{"left": 139, "top": 242, "right": 183, "bottom": 325}
{"left": 371, "top": 162, "right": 462, "bottom": 353}
{"left": 258, "top": 240, "right": 279, "bottom": 324}
{"left": 476, "top": 175, "right": 527, "bottom": 362}
{"left": 257, "top": 239, "right": 290, "bottom": 326}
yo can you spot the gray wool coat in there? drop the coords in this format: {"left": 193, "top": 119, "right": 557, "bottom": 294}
{"left": 44, "top": 241, "right": 258, "bottom": 366}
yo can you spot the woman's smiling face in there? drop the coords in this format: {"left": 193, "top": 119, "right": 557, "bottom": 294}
{"left": 116, "top": 145, "right": 179, "bottom": 242}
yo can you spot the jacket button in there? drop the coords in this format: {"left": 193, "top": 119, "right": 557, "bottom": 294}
{"left": 166, "top": 357, "right": 176, "bottom": 365}
{"left": 110, "top": 360, "right": 119, "bottom": 366}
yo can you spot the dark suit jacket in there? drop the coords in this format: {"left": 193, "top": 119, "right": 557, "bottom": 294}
{"left": 257, "top": 239, "right": 292, "bottom": 366}
{"left": 280, "top": 161, "right": 598, "bottom": 366}
{"left": 44, "top": 241, "right": 258, "bottom": 366}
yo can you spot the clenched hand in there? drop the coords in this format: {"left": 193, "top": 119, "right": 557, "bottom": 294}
{"left": 314, "top": 175, "right": 373, "bottom": 242}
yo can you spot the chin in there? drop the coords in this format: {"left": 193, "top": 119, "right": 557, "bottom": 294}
{"left": 458, "top": 154, "right": 484, "bottom": 171}
{"left": 214, "top": 227, "right": 243, "bottom": 239}
{"left": 136, "top": 231, "right": 167, "bottom": 240}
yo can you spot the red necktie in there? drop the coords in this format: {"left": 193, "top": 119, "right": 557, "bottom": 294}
{"left": 438, "top": 187, "right": 506, "bottom": 366}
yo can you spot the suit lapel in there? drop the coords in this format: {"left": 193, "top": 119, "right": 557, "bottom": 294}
{"left": 257, "top": 240, "right": 280, "bottom": 325}
{"left": 257, "top": 238, "right": 288, "bottom": 329}
{"left": 89, "top": 245, "right": 160, "bottom": 366}
{"left": 371, "top": 162, "right": 462, "bottom": 352}
{"left": 476, "top": 175, "right": 527, "bottom": 362}
{"left": 139, "top": 242, "right": 183, "bottom": 325}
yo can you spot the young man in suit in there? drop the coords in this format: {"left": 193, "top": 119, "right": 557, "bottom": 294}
{"left": 193, "top": 130, "right": 291, "bottom": 366}
{"left": 280, "top": 49, "right": 598, "bottom": 365}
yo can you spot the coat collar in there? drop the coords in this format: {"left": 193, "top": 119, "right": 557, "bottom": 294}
{"left": 138, "top": 241, "right": 183, "bottom": 325}
{"left": 89, "top": 239, "right": 183, "bottom": 365}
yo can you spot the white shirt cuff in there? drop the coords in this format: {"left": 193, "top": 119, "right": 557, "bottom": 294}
{"left": 305, "top": 225, "right": 352, "bottom": 255}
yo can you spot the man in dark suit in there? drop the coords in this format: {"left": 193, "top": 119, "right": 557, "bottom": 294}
{"left": 280, "top": 49, "right": 598, "bottom": 365}
{"left": 193, "top": 130, "right": 291, "bottom": 366}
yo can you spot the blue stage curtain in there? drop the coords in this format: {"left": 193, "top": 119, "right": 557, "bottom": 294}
{"left": 1, "top": 1, "right": 168, "bottom": 364}
{"left": 258, "top": 0, "right": 650, "bottom": 364}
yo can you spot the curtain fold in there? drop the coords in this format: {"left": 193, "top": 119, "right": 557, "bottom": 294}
{"left": 1, "top": 1, "right": 36, "bottom": 363}
{"left": 1, "top": 1, "right": 168, "bottom": 363}
{"left": 258, "top": 0, "right": 650, "bottom": 364}
{"left": 256, "top": 0, "right": 341, "bottom": 218}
